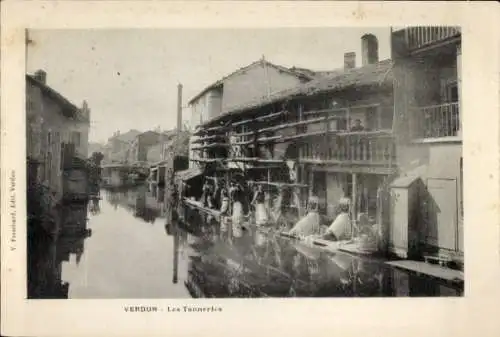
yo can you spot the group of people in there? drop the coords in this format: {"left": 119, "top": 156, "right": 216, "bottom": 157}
{"left": 194, "top": 174, "right": 376, "bottom": 244}
{"left": 197, "top": 177, "right": 295, "bottom": 237}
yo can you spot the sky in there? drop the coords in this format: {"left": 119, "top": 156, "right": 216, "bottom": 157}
{"left": 27, "top": 28, "right": 391, "bottom": 143}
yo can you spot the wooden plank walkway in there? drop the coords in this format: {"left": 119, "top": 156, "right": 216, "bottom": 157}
{"left": 338, "top": 242, "right": 377, "bottom": 256}
{"left": 386, "top": 260, "right": 464, "bottom": 282}
{"left": 183, "top": 198, "right": 222, "bottom": 218}
{"left": 275, "top": 231, "right": 351, "bottom": 253}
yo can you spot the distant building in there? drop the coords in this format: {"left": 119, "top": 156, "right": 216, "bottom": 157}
{"left": 128, "top": 130, "right": 164, "bottom": 164}
{"left": 103, "top": 129, "right": 141, "bottom": 164}
{"left": 26, "top": 69, "right": 90, "bottom": 201}
{"left": 68, "top": 100, "right": 90, "bottom": 159}
{"left": 147, "top": 130, "right": 191, "bottom": 164}
{"left": 88, "top": 142, "right": 102, "bottom": 155}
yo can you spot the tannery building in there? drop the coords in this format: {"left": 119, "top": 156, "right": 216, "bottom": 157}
{"left": 186, "top": 28, "right": 463, "bottom": 264}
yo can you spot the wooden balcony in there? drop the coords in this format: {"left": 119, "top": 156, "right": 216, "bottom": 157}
{"left": 411, "top": 102, "right": 460, "bottom": 140}
{"left": 401, "top": 26, "right": 460, "bottom": 51}
{"left": 298, "top": 131, "right": 396, "bottom": 169}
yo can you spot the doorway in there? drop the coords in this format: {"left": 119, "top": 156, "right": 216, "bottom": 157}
{"left": 425, "top": 178, "right": 459, "bottom": 251}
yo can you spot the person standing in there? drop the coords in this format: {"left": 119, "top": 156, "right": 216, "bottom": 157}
{"left": 251, "top": 184, "right": 269, "bottom": 226}
{"left": 230, "top": 182, "right": 245, "bottom": 238}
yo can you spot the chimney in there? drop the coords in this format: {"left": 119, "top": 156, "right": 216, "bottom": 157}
{"left": 344, "top": 52, "right": 356, "bottom": 69}
{"left": 34, "top": 69, "right": 47, "bottom": 84}
{"left": 177, "top": 84, "right": 183, "bottom": 132}
{"left": 81, "top": 100, "right": 90, "bottom": 121}
{"left": 361, "top": 34, "right": 379, "bottom": 66}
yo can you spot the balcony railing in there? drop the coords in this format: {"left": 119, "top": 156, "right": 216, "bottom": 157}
{"left": 298, "top": 131, "right": 396, "bottom": 166}
{"left": 411, "top": 102, "right": 460, "bottom": 140}
{"left": 403, "top": 26, "right": 460, "bottom": 51}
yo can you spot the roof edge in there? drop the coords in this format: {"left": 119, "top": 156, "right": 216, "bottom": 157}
{"left": 197, "top": 59, "right": 394, "bottom": 129}
{"left": 26, "top": 74, "right": 81, "bottom": 119}
{"left": 188, "top": 59, "right": 314, "bottom": 105}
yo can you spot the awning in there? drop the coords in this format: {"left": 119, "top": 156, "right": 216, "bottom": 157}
{"left": 175, "top": 167, "right": 203, "bottom": 182}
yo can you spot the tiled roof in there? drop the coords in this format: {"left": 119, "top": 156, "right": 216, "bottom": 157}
{"left": 188, "top": 59, "right": 314, "bottom": 105}
{"left": 289, "top": 66, "right": 345, "bottom": 79}
{"left": 26, "top": 74, "right": 81, "bottom": 119}
{"left": 112, "top": 129, "right": 142, "bottom": 143}
{"left": 202, "top": 59, "right": 394, "bottom": 127}
{"left": 300, "top": 59, "right": 393, "bottom": 95}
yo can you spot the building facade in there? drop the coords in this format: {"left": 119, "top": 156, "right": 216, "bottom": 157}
{"left": 103, "top": 129, "right": 141, "bottom": 164}
{"left": 190, "top": 34, "right": 393, "bottom": 225}
{"left": 128, "top": 131, "right": 164, "bottom": 164}
{"left": 65, "top": 100, "right": 90, "bottom": 159}
{"left": 390, "top": 27, "right": 463, "bottom": 259}
{"left": 188, "top": 29, "right": 463, "bottom": 263}
{"left": 26, "top": 70, "right": 90, "bottom": 201}
{"left": 188, "top": 58, "right": 314, "bottom": 168}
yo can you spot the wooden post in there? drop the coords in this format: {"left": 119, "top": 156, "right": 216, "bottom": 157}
{"left": 308, "top": 168, "right": 314, "bottom": 197}
{"left": 456, "top": 43, "right": 462, "bottom": 137}
{"left": 324, "top": 112, "right": 329, "bottom": 160}
{"left": 166, "top": 83, "right": 183, "bottom": 225}
{"left": 177, "top": 84, "right": 183, "bottom": 133}
{"left": 172, "top": 221, "right": 179, "bottom": 284}
{"left": 351, "top": 172, "right": 357, "bottom": 236}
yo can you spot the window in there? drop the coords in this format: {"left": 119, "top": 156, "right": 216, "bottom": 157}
{"left": 71, "top": 132, "right": 81, "bottom": 147}
{"left": 60, "top": 143, "right": 65, "bottom": 170}
{"left": 448, "top": 84, "right": 458, "bottom": 103}
{"left": 46, "top": 152, "right": 52, "bottom": 184}
{"left": 441, "top": 79, "right": 458, "bottom": 103}
{"left": 365, "top": 106, "right": 380, "bottom": 130}
{"left": 460, "top": 158, "right": 463, "bottom": 218}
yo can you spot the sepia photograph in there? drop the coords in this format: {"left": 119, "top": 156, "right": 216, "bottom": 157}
{"left": 25, "top": 26, "right": 465, "bottom": 299}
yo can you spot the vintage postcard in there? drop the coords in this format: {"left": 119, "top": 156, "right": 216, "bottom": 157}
{"left": 2, "top": 1, "right": 500, "bottom": 337}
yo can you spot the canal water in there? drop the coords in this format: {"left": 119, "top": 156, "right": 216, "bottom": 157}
{"left": 28, "top": 185, "right": 464, "bottom": 299}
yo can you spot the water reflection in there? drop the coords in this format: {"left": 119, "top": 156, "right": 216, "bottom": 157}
{"left": 177, "top": 205, "right": 464, "bottom": 298}
{"left": 28, "top": 199, "right": 94, "bottom": 299}
{"left": 27, "top": 185, "right": 463, "bottom": 299}
{"left": 104, "top": 185, "right": 164, "bottom": 223}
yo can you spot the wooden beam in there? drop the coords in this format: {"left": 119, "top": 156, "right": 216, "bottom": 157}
{"left": 348, "top": 103, "right": 381, "bottom": 110}
{"left": 248, "top": 180, "right": 308, "bottom": 188}
{"left": 189, "top": 158, "right": 225, "bottom": 163}
{"left": 311, "top": 164, "right": 397, "bottom": 175}
{"left": 191, "top": 143, "right": 230, "bottom": 150}
{"left": 193, "top": 125, "right": 228, "bottom": 135}
{"left": 231, "top": 135, "right": 282, "bottom": 146}
{"left": 351, "top": 172, "right": 357, "bottom": 236}
{"left": 191, "top": 134, "right": 226, "bottom": 144}
{"left": 245, "top": 165, "right": 283, "bottom": 170}
{"left": 231, "top": 130, "right": 255, "bottom": 138}
{"left": 301, "top": 158, "right": 394, "bottom": 166}
{"left": 230, "top": 110, "right": 286, "bottom": 127}
{"left": 226, "top": 157, "right": 284, "bottom": 164}
{"left": 303, "top": 107, "right": 348, "bottom": 116}
{"left": 259, "top": 115, "right": 344, "bottom": 133}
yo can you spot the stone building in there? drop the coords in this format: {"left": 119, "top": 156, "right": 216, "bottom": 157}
{"left": 26, "top": 69, "right": 90, "bottom": 202}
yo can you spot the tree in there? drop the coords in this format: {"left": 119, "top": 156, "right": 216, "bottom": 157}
{"left": 90, "top": 151, "right": 104, "bottom": 166}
